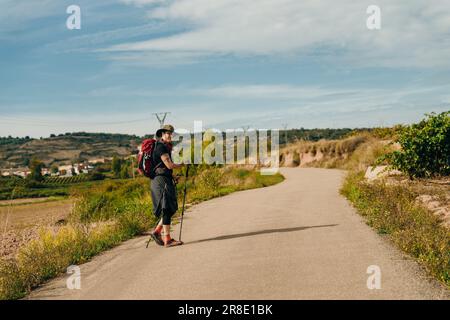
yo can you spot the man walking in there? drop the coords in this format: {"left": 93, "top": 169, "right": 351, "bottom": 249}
{"left": 149, "top": 124, "right": 184, "bottom": 247}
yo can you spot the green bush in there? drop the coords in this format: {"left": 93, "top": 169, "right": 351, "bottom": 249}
{"left": 89, "top": 172, "right": 106, "bottom": 181}
{"left": 379, "top": 111, "right": 450, "bottom": 178}
{"left": 233, "top": 168, "right": 251, "bottom": 179}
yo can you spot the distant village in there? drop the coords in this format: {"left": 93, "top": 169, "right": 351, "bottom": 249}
{"left": 0, "top": 157, "right": 114, "bottom": 178}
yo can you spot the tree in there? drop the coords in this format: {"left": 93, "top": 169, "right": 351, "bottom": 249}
{"left": 29, "top": 158, "right": 44, "bottom": 181}
{"left": 50, "top": 164, "right": 59, "bottom": 174}
{"left": 23, "top": 157, "right": 31, "bottom": 167}
{"left": 111, "top": 156, "right": 123, "bottom": 178}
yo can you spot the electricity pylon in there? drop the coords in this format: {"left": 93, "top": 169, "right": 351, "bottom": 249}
{"left": 153, "top": 112, "right": 171, "bottom": 128}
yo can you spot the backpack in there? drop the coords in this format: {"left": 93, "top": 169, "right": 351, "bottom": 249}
{"left": 137, "top": 139, "right": 173, "bottom": 178}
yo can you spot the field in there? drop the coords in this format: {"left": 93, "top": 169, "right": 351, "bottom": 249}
{"left": 0, "top": 198, "right": 74, "bottom": 260}
{"left": 0, "top": 198, "right": 72, "bottom": 231}
{"left": 0, "top": 175, "right": 110, "bottom": 201}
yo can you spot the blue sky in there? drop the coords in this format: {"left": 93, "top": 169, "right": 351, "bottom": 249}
{"left": 1, "top": 0, "right": 449, "bottom": 137}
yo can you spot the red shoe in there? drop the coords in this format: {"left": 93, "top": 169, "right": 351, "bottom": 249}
{"left": 150, "top": 231, "right": 164, "bottom": 246}
{"left": 164, "top": 238, "right": 184, "bottom": 247}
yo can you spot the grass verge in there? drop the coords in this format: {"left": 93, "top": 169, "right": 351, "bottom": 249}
{"left": 341, "top": 171, "right": 450, "bottom": 287}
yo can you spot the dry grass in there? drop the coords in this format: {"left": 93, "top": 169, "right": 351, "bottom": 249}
{"left": 280, "top": 133, "right": 395, "bottom": 170}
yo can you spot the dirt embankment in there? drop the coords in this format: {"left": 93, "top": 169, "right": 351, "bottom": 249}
{"left": 280, "top": 134, "right": 373, "bottom": 168}
{"left": 366, "top": 168, "right": 450, "bottom": 228}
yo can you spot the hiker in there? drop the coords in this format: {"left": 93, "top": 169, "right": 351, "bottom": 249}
{"left": 149, "top": 124, "right": 185, "bottom": 248}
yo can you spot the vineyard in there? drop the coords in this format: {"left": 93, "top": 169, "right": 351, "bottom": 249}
{"left": 42, "top": 174, "right": 91, "bottom": 185}
{"left": 0, "top": 174, "right": 103, "bottom": 200}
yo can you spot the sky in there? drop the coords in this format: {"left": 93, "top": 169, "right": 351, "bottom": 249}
{"left": 1, "top": 0, "right": 450, "bottom": 137}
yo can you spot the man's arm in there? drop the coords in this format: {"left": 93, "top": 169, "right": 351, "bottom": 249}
{"left": 161, "top": 153, "right": 183, "bottom": 170}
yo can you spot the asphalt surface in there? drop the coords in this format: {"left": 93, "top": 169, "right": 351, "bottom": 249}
{"left": 28, "top": 168, "right": 449, "bottom": 300}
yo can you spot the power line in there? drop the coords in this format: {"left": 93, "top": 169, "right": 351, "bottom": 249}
{"left": 0, "top": 116, "right": 151, "bottom": 126}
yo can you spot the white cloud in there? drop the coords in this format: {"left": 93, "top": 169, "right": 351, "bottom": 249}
{"left": 109, "top": 0, "right": 450, "bottom": 68}
{"left": 87, "top": 83, "right": 450, "bottom": 102}
{"left": 190, "top": 85, "right": 358, "bottom": 100}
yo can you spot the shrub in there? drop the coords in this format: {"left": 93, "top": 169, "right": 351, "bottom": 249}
{"left": 379, "top": 111, "right": 450, "bottom": 178}
{"left": 89, "top": 172, "right": 106, "bottom": 181}
{"left": 292, "top": 151, "right": 300, "bottom": 166}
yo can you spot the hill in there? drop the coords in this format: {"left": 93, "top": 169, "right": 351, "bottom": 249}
{"left": 0, "top": 132, "right": 143, "bottom": 169}
{"left": 0, "top": 128, "right": 371, "bottom": 169}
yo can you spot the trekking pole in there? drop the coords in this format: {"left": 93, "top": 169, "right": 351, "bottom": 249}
{"left": 178, "top": 164, "right": 190, "bottom": 242}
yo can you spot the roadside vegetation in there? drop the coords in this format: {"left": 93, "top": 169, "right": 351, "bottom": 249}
{"left": 0, "top": 165, "right": 284, "bottom": 300}
{"left": 340, "top": 112, "right": 450, "bottom": 287}
{"left": 341, "top": 171, "right": 449, "bottom": 286}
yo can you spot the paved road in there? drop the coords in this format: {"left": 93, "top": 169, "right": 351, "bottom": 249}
{"left": 28, "top": 168, "right": 449, "bottom": 300}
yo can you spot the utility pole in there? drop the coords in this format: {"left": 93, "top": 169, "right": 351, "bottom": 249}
{"left": 282, "top": 123, "right": 288, "bottom": 145}
{"left": 153, "top": 112, "right": 171, "bottom": 128}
